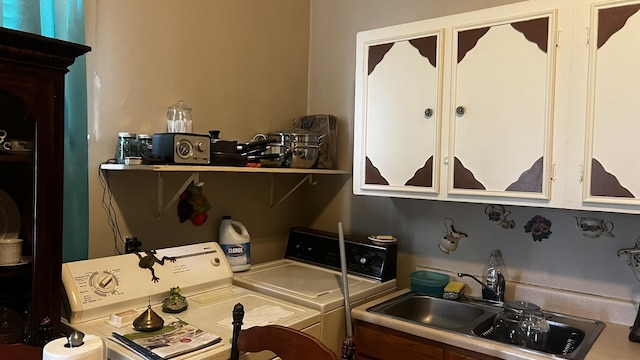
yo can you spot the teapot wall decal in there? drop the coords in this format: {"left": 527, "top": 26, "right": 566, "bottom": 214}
{"left": 438, "top": 218, "right": 468, "bottom": 254}
{"left": 574, "top": 217, "right": 614, "bottom": 238}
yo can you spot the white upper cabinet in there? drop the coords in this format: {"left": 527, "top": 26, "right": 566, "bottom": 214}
{"left": 353, "top": 22, "right": 443, "bottom": 198}
{"left": 448, "top": 10, "right": 558, "bottom": 201}
{"left": 353, "top": 0, "right": 640, "bottom": 214}
{"left": 576, "top": 0, "right": 640, "bottom": 212}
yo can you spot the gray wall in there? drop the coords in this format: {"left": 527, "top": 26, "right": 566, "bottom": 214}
{"left": 306, "top": 0, "right": 640, "bottom": 309}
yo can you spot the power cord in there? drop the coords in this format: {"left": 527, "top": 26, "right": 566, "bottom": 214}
{"left": 98, "top": 159, "right": 125, "bottom": 255}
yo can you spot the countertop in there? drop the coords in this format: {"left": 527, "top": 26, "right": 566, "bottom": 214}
{"left": 351, "top": 289, "right": 640, "bottom": 360}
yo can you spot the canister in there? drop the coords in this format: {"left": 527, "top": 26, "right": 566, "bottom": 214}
{"left": 115, "top": 132, "right": 137, "bottom": 164}
{"left": 138, "top": 134, "right": 153, "bottom": 159}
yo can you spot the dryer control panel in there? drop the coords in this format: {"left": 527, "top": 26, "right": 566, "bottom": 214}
{"left": 285, "top": 227, "right": 397, "bottom": 282}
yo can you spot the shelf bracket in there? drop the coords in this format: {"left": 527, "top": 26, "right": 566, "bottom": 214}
{"left": 157, "top": 172, "right": 203, "bottom": 219}
{"left": 270, "top": 173, "right": 317, "bottom": 209}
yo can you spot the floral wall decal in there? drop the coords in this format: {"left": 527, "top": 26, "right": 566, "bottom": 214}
{"left": 524, "top": 215, "right": 552, "bottom": 241}
{"left": 485, "top": 204, "right": 516, "bottom": 229}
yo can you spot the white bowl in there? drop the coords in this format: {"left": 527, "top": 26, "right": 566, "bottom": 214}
{"left": 0, "top": 238, "right": 23, "bottom": 264}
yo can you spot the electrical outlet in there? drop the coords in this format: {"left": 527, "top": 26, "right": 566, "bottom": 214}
{"left": 125, "top": 236, "right": 142, "bottom": 254}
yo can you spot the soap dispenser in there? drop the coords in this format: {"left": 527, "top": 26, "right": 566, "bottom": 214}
{"left": 482, "top": 249, "right": 507, "bottom": 302}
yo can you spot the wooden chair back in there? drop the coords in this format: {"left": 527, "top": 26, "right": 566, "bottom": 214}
{"left": 229, "top": 303, "right": 354, "bottom": 360}
{"left": 236, "top": 324, "right": 340, "bottom": 360}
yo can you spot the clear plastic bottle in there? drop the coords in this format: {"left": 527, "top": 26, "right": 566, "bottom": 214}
{"left": 219, "top": 215, "right": 251, "bottom": 272}
{"left": 482, "top": 249, "right": 507, "bottom": 301}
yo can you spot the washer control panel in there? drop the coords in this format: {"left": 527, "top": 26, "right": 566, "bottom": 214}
{"left": 61, "top": 242, "right": 229, "bottom": 324}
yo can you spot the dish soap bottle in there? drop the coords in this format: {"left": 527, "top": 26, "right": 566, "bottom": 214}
{"left": 482, "top": 249, "right": 507, "bottom": 302}
{"left": 219, "top": 215, "right": 251, "bottom": 272}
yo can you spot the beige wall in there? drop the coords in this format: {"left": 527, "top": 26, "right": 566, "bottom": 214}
{"left": 83, "top": 0, "right": 640, "bottom": 315}
{"left": 306, "top": 0, "right": 640, "bottom": 311}
{"left": 84, "top": 0, "right": 318, "bottom": 260}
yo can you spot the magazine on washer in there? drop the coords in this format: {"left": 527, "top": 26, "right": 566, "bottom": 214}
{"left": 111, "top": 316, "right": 222, "bottom": 359}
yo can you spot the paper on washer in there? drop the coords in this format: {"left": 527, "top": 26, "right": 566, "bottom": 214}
{"left": 217, "top": 305, "right": 294, "bottom": 329}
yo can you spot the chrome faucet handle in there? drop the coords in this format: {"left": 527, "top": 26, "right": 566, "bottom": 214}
{"left": 457, "top": 272, "right": 504, "bottom": 302}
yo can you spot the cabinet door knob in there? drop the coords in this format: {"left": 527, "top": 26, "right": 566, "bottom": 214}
{"left": 424, "top": 108, "right": 433, "bottom": 118}
{"left": 456, "top": 106, "right": 465, "bottom": 116}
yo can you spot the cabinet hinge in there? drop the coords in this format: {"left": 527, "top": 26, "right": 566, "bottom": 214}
{"left": 550, "top": 163, "right": 556, "bottom": 181}
{"left": 579, "top": 164, "right": 584, "bottom": 183}
{"left": 585, "top": 26, "right": 590, "bottom": 46}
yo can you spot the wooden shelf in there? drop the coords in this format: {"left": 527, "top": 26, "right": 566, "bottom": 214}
{"left": 100, "top": 163, "right": 351, "bottom": 215}
{"left": 0, "top": 153, "right": 33, "bottom": 162}
{"left": 99, "top": 163, "right": 350, "bottom": 175}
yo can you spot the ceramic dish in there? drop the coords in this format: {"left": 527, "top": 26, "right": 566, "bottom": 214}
{"left": 0, "top": 256, "right": 32, "bottom": 267}
{"left": 368, "top": 235, "right": 398, "bottom": 245}
{"left": 0, "top": 189, "right": 20, "bottom": 240}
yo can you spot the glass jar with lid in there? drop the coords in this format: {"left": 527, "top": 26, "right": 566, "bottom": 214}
{"left": 493, "top": 300, "right": 549, "bottom": 349}
{"left": 493, "top": 300, "right": 540, "bottom": 345}
{"left": 519, "top": 309, "right": 550, "bottom": 351}
{"left": 115, "top": 132, "right": 138, "bottom": 164}
{"left": 138, "top": 134, "right": 152, "bottom": 160}
{"left": 167, "top": 100, "right": 192, "bottom": 133}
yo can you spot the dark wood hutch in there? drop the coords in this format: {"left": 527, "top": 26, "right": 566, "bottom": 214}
{"left": 0, "top": 27, "right": 89, "bottom": 346}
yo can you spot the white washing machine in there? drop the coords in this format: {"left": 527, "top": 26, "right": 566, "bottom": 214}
{"left": 233, "top": 227, "right": 397, "bottom": 355}
{"left": 60, "top": 242, "right": 320, "bottom": 360}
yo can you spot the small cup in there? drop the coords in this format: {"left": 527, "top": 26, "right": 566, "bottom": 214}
{"left": 0, "top": 239, "right": 23, "bottom": 265}
{"left": 3, "top": 140, "right": 33, "bottom": 151}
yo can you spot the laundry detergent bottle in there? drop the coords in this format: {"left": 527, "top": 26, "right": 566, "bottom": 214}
{"left": 219, "top": 215, "right": 251, "bottom": 272}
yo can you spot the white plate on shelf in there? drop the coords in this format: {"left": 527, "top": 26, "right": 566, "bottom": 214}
{"left": 368, "top": 235, "right": 398, "bottom": 245}
{"left": 3, "top": 149, "right": 32, "bottom": 155}
{"left": 0, "top": 256, "right": 32, "bottom": 267}
{"left": 0, "top": 189, "right": 20, "bottom": 240}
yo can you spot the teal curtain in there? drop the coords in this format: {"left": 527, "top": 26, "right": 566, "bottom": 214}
{"left": 1, "top": 1, "right": 88, "bottom": 262}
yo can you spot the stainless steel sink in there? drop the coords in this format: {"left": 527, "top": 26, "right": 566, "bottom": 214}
{"left": 367, "top": 292, "right": 606, "bottom": 360}
{"left": 368, "top": 293, "right": 498, "bottom": 330}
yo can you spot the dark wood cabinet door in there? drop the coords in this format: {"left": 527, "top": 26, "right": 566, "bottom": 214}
{"left": 0, "top": 27, "right": 89, "bottom": 347}
{"left": 354, "top": 320, "right": 501, "bottom": 360}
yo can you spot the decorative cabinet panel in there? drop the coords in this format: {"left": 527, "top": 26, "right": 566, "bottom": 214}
{"left": 449, "top": 11, "right": 557, "bottom": 200}
{"left": 353, "top": 24, "right": 443, "bottom": 198}
{"left": 581, "top": 1, "right": 640, "bottom": 208}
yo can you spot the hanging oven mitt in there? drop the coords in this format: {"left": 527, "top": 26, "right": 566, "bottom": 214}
{"left": 178, "top": 184, "right": 211, "bottom": 226}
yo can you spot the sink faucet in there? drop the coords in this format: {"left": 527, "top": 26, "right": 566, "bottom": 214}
{"left": 457, "top": 272, "right": 505, "bottom": 302}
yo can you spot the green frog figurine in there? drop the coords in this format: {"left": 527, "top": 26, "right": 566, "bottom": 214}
{"left": 162, "top": 286, "right": 188, "bottom": 313}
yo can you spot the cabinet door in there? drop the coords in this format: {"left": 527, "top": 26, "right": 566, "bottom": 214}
{"left": 449, "top": 10, "right": 558, "bottom": 200}
{"left": 355, "top": 322, "right": 444, "bottom": 360}
{"left": 582, "top": 1, "right": 640, "bottom": 208}
{"left": 445, "top": 349, "right": 499, "bottom": 360}
{"left": 354, "top": 22, "right": 443, "bottom": 198}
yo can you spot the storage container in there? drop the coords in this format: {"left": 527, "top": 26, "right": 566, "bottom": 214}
{"left": 410, "top": 270, "right": 450, "bottom": 297}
